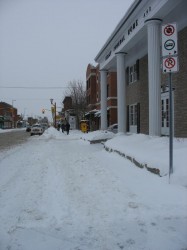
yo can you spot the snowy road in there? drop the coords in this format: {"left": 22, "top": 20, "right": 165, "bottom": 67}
{"left": 0, "top": 129, "right": 187, "bottom": 250}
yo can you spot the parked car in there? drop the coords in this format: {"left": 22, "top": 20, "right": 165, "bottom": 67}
{"left": 30, "top": 124, "right": 43, "bottom": 136}
{"left": 107, "top": 123, "right": 118, "bottom": 133}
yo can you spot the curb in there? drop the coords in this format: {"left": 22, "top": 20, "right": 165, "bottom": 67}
{"left": 104, "top": 145, "right": 160, "bottom": 176}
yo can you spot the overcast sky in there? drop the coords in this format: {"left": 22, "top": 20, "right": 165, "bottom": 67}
{"left": 0, "top": 0, "right": 134, "bottom": 120}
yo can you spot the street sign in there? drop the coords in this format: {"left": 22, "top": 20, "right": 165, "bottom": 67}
{"left": 161, "top": 23, "right": 179, "bottom": 180}
{"left": 162, "top": 56, "right": 178, "bottom": 73}
{"left": 162, "top": 23, "right": 178, "bottom": 57}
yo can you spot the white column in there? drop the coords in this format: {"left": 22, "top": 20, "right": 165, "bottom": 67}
{"left": 100, "top": 69, "right": 107, "bottom": 130}
{"left": 145, "top": 18, "right": 162, "bottom": 136}
{"left": 116, "top": 52, "right": 126, "bottom": 133}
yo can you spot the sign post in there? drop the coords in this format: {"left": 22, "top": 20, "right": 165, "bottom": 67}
{"left": 168, "top": 72, "right": 173, "bottom": 177}
{"left": 162, "top": 23, "right": 178, "bottom": 182}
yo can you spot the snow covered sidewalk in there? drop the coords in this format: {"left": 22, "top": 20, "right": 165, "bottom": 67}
{"left": 0, "top": 128, "right": 186, "bottom": 250}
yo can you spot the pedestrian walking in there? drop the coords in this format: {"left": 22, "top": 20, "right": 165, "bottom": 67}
{"left": 66, "top": 122, "right": 70, "bottom": 135}
{"left": 57, "top": 123, "right": 60, "bottom": 131}
{"left": 61, "top": 123, "right": 65, "bottom": 133}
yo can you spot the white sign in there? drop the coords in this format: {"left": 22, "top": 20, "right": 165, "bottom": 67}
{"left": 162, "top": 23, "right": 178, "bottom": 57}
{"left": 162, "top": 56, "right": 179, "bottom": 73}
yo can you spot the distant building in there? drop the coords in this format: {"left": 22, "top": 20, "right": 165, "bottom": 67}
{"left": 85, "top": 64, "right": 99, "bottom": 131}
{"left": 63, "top": 96, "right": 73, "bottom": 111}
{"left": 62, "top": 96, "right": 76, "bottom": 129}
{"left": 27, "top": 117, "right": 38, "bottom": 126}
{"left": 0, "top": 102, "right": 18, "bottom": 129}
{"left": 86, "top": 64, "right": 118, "bottom": 131}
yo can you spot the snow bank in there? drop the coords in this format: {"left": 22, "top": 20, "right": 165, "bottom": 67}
{"left": 80, "top": 130, "right": 114, "bottom": 141}
{"left": 81, "top": 131, "right": 187, "bottom": 187}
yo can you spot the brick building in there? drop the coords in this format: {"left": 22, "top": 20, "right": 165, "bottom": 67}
{"left": 63, "top": 96, "right": 72, "bottom": 111}
{"left": 85, "top": 64, "right": 100, "bottom": 130}
{"left": 0, "top": 102, "right": 18, "bottom": 129}
{"left": 94, "top": 0, "right": 187, "bottom": 137}
{"left": 86, "top": 64, "right": 118, "bottom": 130}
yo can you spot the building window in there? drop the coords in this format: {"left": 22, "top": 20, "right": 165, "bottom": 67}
{"left": 129, "top": 64, "right": 137, "bottom": 84}
{"left": 86, "top": 80, "right": 88, "bottom": 90}
{"left": 129, "top": 104, "right": 137, "bottom": 125}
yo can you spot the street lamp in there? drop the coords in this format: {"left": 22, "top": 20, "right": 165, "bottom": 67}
{"left": 12, "top": 100, "right": 16, "bottom": 128}
{"left": 50, "top": 98, "right": 56, "bottom": 128}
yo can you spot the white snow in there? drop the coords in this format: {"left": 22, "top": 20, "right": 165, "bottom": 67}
{"left": 0, "top": 127, "right": 187, "bottom": 250}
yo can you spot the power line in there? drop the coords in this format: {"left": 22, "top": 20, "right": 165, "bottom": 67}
{"left": 0, "top": 86, "right": 68, "bottom": 89}
{"left": 1, "top": 98, "right": 62, "bottom": 101}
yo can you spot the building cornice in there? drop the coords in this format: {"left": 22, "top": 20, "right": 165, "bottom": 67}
{"left": 95, "top": 0, "right": 142, "bottom": 61}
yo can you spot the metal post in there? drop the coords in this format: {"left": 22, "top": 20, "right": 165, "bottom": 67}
{"left": 169, "top": 72, "right": 173, "bottom": 180}
{"left": 54, "top": 102, "right": 56, "bottom": 128}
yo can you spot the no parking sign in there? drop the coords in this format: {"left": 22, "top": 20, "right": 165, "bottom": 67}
{"left": 163, "top": 56, "right": 178, "bottom": 73}
{"left": 162, "top": 23, "right": 179, "bottom": 73}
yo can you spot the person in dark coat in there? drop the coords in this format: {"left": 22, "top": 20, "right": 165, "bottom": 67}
{"left": 61, "top": 123, "right": 65, "bottom": 133}
{"left": 57, "top": 123, "right": 61, "bottom": 131}
{"left": 66, "top": 122, "right": 70, "bottom": 135}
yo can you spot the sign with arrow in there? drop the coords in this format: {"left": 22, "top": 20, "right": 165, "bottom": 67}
{"left": 162, "top": 23, "right": 178, "bottom": 57}
{"left": 162, "top": 23, "right": 179, "bottom": 73}
{"left": 162, "top": 56, "right": 178, "bottom": 73}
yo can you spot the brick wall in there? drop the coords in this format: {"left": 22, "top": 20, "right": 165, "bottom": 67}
{"left": 108, "top": 108, "right": 117, "bottom": 125}
{"left": 139, "top": 55, "right": 149, "bottom": 134}
{"left": 126, "top": 55, "right": 149, "bottom": 134}
{"left": 161, "top": 27, "right": 187, "bottom": 137}
{"left": 173, "top": 27, "right": 187, "bottom": 137}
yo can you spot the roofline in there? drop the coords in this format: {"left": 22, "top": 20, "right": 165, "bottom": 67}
{"left": 95, "top": 0, "right": 142, "bottom": 62}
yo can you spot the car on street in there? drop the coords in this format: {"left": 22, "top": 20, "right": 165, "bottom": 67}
{"left": 30, "top": 124, "right": 43, "bottom": 136}
{"left": 107, "top": 123, "right": 118, "bottom": 133}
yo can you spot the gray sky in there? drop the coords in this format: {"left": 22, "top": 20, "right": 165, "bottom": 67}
{"left": 0, "top": 0, "right": 134, "bottom": 120}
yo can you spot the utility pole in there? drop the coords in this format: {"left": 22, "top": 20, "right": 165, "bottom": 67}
{"left": 12, "top": 100, "right": 16, "bottom": 128}
{"left": 50, "top": 98, "right": 56, "bottom": 128}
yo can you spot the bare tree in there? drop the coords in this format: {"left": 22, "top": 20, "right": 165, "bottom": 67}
{"left": 64, "top": 80, "right": 87, "bottom": 127}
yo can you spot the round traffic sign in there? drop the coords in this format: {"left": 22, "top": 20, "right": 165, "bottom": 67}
{"left": 164, "top": 39, "right": 175, "bottom": 51}
{"left": 164, "top": 24, "right": 175, "bottom": 36}
{"left": 164, "top": 57, "right": 176, "bottom": 69}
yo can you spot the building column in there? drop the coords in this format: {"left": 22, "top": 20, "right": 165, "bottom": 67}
{"left": 145, "top": 18, "right": 162, "bottom": 136}
{"left": 116, "top": 52, "right": 126, "bottom": 133}
{"left": 100, "top": 69, "right": 107, "bottom": 130}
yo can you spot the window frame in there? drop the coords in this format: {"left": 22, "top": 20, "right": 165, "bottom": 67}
{"left": 128, "top": 64, "right": 137, "bottom": 84}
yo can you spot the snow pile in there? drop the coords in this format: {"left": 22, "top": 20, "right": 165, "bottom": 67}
{"left": 40, "top": 127, "right": 66, "bottom": 140}
{"left": 81, "top": 131, "right": 187, "bottom": 187}
{"left": 41, "top": 127, "right": 84, "bottom": 140}
{"left": 80, "top": 130, "right": 115, "bottom": 141}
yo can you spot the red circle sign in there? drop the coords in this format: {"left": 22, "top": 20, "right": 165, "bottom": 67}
{"left": 164, "top": 57, "right": 176, "bottom": 69}
{"left": 164, "top": 25, "right": 175, "bottom": 36}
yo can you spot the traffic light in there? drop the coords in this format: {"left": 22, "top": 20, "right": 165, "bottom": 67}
{"left": 42, "top": 109, "right": 45, "bottom": 114}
